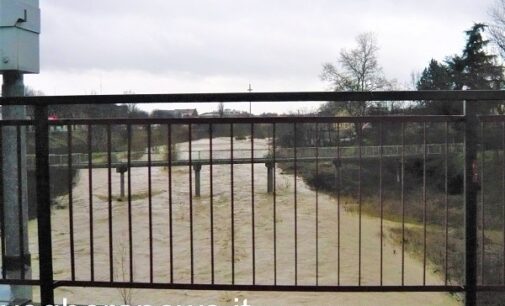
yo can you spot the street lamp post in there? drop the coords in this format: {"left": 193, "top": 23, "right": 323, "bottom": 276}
{"left": 248, "top": 83, "right": 253, "bottom": 115}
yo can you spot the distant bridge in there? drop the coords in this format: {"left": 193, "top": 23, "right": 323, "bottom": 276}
{"left": 25, "top": 143, "right": 463, "bottom": 197}
{"left": 26, "top": 143, "right": 463, "bottom": 170}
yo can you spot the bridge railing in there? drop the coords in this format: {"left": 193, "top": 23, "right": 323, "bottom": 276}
{"left": 0, "top": 91, "right": 504, "bottom": 305}
{"left": 275, "top": 143, "right": 465, "bottom": 160}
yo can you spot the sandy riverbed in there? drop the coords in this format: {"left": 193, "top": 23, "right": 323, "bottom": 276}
{"left": 27, "top": 137, "right": 461, "bottom": 305}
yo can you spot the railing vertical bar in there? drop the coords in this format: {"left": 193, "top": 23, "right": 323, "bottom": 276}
{"left": 423, "top": 121, "right": 427, "bottom": 286}
{"left": 189, "top": 124, "right": 194, "bottom": 284}
{"left": 480, "top": 121, "right": 485, "bottom": 285}
{"left": 503, "top": 121, "right": 505, "bottom": 285}
{"left": 127, "top": 124, "right": 133, "bottom": 282}
{"left": 464, "top": 99, "right": 478, "bottom": 306}
{"left": 0, "top": 125, "right": 5, "bottom": 280}
{"left": 273, "top": 123, "right": 277, "bottom": 286}
{"left": 251, "top": 123, "right": 256, "bottom": 285}
{"left": 401, "top": 121, "right": 405, "bottom": 286}
{"left": 315, "top": 122, "right": 319, "bottom": 286}
{"left": 15, "top": 126, "right": 24, "bottom": 280}
{"left": 294, "top": 122, "right": 298, "bottom": 286}
{"left": 168, "top": 124, "right": 174, "bottom": 283}
{"left": 337, "top": 122, "right": 341, "bottom": 286}
{"left": 230, "top": 123, "right": 235, "bottom": 285}
{"left": 209, "top": 124, "right": 215, "bottom": 284}
{"left": 444, "top": 121, "right": 449, "bottom": 285}
{"left": 379, "top": 120, "right": 384, "bottom": 286}
{"left": 358, "top": 122, "right": 362, "bottom": 286}
{"left": 147, "top": 124, "right": 153, "bottom": 283}
{"left": 87, "top": 124, "right": 94, "bottom": 281}
{"left": 502, "top": 121, "right": 505, "bottom": 285}
{"left": 107, "top": 124, "right": 113, "bottom": 282}
{"left": 35, "top": 105, "right": 55, "bottom": 305}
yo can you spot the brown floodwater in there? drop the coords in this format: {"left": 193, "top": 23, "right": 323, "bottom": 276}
{"left": 27, "top": 137, "right": 461, "bottom": 305}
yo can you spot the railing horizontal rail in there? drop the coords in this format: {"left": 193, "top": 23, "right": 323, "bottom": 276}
{"left": 0, "top": 120, "right": 33, "bottom": 126}
{"left": 52, "top": 281, "right": 466, "bottom": 293}
{"left": 48, "top": 115, "right": 465, "bottom": 125}
{"left": 0, "top": 90, "right": 504, "bottom": 105}
{"left": 479, "top": 115, "right": 505, "bottom": 121}
{"left": 0, "top": 279, "right": 40, "bottom": 286}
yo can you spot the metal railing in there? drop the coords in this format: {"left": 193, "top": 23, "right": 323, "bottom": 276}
{"left": 0, "top": 90, "right": 504, "bottom": 305}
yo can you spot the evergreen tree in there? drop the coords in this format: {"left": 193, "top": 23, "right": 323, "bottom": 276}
{"left": 417, "top": 59, "right": 452, "bottom": 90}
{"left": 417, "top": 23, "right": 504, "bottom": 114}
{"left": 417, "top": 60, "right": 459, "bottom": 114}
{"left": 456, "top": 23, "right": 503, "bottom": 91}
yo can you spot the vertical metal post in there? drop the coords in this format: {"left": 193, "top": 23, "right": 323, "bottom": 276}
{"left": 116, "top": 164, "right": 127, "bottom": 200}
{"left": 34, "top": 105, "right": 54, "bottom": 305}
{"left": 1, "top": 71, "right": 31, "bottom": 302}
{"left": 120, "top": 170, "right": 125, "bottom": 199}
{"left": 265, "top": 162, "right": 274, "bottom": 193}
{"left": 193, "top": 163, "right": 201, "bottom": 197}
{"left": 464, "top": 100, "right": 478, "bottom": 306}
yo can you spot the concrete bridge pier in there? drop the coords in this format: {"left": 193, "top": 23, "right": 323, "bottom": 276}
{"left": 116, "top": 164, "right": 128, "bottom": 200}
{"left": 193, "top": 163, "right": 202, "bottom": 197}
{"left": 397, "top": 159, "right": 404, "bottom": 183}
{"left": 265, "top": 161, "right": 275, "bottom": 193}
{"left": 332, "top": 158, "right": 341, "bottom": 190}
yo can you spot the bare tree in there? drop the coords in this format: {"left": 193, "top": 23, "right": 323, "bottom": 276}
{"left": 126, "top": 103, "right": 140, "bottom": 115}
{"left": 320, "top": 32, "right": 394, "bottom": 117}
{"left": 489, "top": 0, "right": 505, "bottom": 57}
{"left": 217, "top": 102, "right": 225, "bottom": 117}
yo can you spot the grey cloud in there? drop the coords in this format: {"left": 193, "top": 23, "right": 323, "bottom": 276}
{"left": 40, "top": 0, "right": 494, "bottom": 83}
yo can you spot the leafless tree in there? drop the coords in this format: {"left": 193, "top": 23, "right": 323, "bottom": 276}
{"left": 320, "top": 33, "right": 395, "bottom": 136}
{"left": 126, "top": 103, "right": 140, "bottom": 115}
{"left": 320, "top": 32, "right": 394, "bottom": 118}
{"left": 217, "top": 102, "right": 225, "bottom": 117}
{"left": 489, "top": 0, "right": 505, "bottom": 57}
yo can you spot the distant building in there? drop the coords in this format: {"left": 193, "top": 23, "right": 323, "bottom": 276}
{"left": 199, "top": 111, "right": 220, "bottom": 118}
{"left": 151, "top": 109, "right": 198, "bottom": 118}
{"left": 200, "top": 109, "right": 250, "bottom": 118}
{"left": 223, "top": 109, "right": 249, "bottom": 117}
{"left": 178, "top": 109, "right": 198, "bottom": 118}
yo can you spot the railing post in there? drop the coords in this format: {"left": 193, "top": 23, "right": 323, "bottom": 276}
{"left": 464, "top": 99, "right": 478, "bottom": 306}
{"left": 34, "top": 105, "right": 54, "bottom": 305}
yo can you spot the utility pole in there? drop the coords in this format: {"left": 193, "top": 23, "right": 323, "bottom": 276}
{"left": 0, "top": 0, "right": 41, "bottom": 304}
{"left": 248, "top": 83, "right": 253, "bottom": 115}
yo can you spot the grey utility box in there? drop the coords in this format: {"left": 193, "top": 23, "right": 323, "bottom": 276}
{"left": 0, "top": 0, "right": 40, "bottom": 73}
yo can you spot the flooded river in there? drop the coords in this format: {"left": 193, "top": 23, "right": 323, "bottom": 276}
{"left": 27, "top": 137, "right": 460, "bottom": 305}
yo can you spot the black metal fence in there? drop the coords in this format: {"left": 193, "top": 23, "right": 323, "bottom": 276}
{"left": 0, "top": 91, "right": 505, "bottom": 305}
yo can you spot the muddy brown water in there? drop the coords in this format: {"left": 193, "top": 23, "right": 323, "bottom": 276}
{"left": 26, "top": 138, "right": 460, "bottom": 305}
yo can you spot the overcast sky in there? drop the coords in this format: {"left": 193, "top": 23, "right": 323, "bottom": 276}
{"left": 19, "top": 0, "right": 498, "bottom": 113}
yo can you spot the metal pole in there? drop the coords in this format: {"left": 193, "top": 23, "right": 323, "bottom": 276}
{"left": 464, "top": 99, "right": 478, "bottom": 306}
{"left": 116, "top": 164, "right": 128, "bottom": 200}
{"left": 1, "top": 71, "right": 31, "bottom": 302}
{"left": 265, "top": 162, "right": 274, "bottom": 193}
{"left": 193, "top": 163, "right": 201, "bottom": 197}
{"left": 120, "top": 171, "right": 125, "bottom": 200}
{"left": 248, "top": 83, "right": 253, "bottom": 115}
{"left": 34, "top": 105, "right": 54, "bottom": 305}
